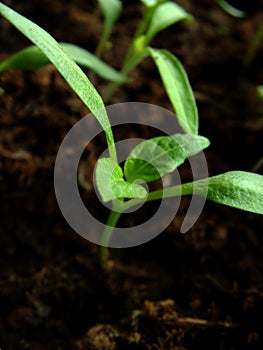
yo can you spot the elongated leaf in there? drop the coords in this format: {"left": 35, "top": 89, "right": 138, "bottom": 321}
{"left": 145, "top": 1, "right": 192, "bottom": 44}
{"left": 98, "top": 0, "right": 122, "bottom": 33}
{"left": 0, "top": 45, "right": 50, "bottom": 71}
{"left": 0, "top": 2, "right": 114, "bottom": 146}
{"left": 149, "top": 48, "right": 198, "bottom": 134}
{"left": 96, "top": 158, "right": 147, "bottom": 202}
{"left": 0, "top": 43, "right": 128, "bottom": 83}
{"left": 216, "top": 0, "right": 246, "bottom": 18}
{"left": 60, "top": 43, "right": 127, "bottom": 82}
{"left": 193, "top": 171, "right": 263, "bottom": 214}
{"left": 124, "top": 134, "right": 209, "bottom": 183}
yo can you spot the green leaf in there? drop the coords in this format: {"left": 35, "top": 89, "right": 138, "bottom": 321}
{"left": 0, "top": 2, "right": 114, "bottom": 149}
{"left": 0, "top": 43, "right": 128, "bottom": 83}
{"left": 0, "top": 45, "right": 50, "bottom": 71}
{"left": 148, "top": 48, "right": 199, "bottom": 134}
{"left": 96, "top": 158, "right": 148, "bottom": 202}
{"left": 60, "top": 43, "right": 127, "bottom": 82}
{"left": 98, "top": 0, "right": 122, "bottom": 33}
{"left": 140, "top": 0, "right": 163, "bottom": 7}
{"left": 215, "top": 0, "right": 246, "bottom": 18}
{"left": 145, "top": 1, "right": 192, "bottom": 44}
{"left": 124, "top": 134, "right": 210, "bottom": 183}
{"left": 194, "top": 171, "right": 263, "bottom": 214}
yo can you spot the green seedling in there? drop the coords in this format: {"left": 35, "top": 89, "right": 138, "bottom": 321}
{"left": 0, "top": 0, "right": 192, "bottom": 104}
{"left": 95, "top": 0, "right": 123, "bottom": 57}
{"left": 0, "top": 2, "right": 262, "bottom": 267}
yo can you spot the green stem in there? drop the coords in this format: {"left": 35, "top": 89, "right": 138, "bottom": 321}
{"left": 99, "top": 180, "right": 201, "bottom": 269}
{"left": 244, "top": 23, "right": 263, "bottom": 67}
{"left": 134, "top": 6, "right": 154, "bottom": 39}
{"left": 106, "top": 131, "right": 118, "bottom": 163}
{"left": 95, "top": 26, "right": 111, "bottom": 58}
{"left": 102, "top": 4, "right": 155, "bottom": 103}
{"left": 147, "top": 182, "right": 194, "bottom": 201}
{"left": 102, "top": 49, "right": 148, "bottom": 103}
{"left": 100, "top": 202, "right": 123, "bottom": 268}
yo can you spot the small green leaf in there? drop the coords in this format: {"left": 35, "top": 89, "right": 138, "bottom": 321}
{"left": 96, "top": 158, "right": 147, "bottom": 202}
{"left": 149, "top": 48, "right": 198, "bottom": 134}
{"left": 98, "top": 0, "right": 122, "bottom": 33}
{"left": 194, "top": 171, "right": 263, "bottom": 214}
{"left": 145, "top": 1, "right": 192, "bottom": 44}
{"left": 0, "top": 2, "right": 115, "bottom": 149}
{"left": 124, "top": 134, "right": 209, "bottom": 183}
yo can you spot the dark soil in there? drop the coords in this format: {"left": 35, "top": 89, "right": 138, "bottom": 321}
{"left": 0, "top": 0, "right": 263, "bottom": 349}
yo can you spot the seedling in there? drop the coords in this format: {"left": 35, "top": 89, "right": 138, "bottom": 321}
{"left": 0, "top": 0, "right": 193, "bottom": 103}
{"left": 216, "top": 0, "right": 263, "bottom": 67}
{"left": 0, "top": 2, "right": 262, "bottom": 266}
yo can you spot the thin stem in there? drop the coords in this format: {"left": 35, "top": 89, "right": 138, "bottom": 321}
{"left": 133, "top": 6, "right": 154, "bottom": 39}
{"left": 147, "top": 182, "right": 194, "bottom": 201}
{"left": 244, "top": 23, "right": 263, "bottom": 67}
{"left": 106, "top": 133, "right": 118, "bottom": 163}
{"left": 102, "top": 49, "right": 148, "bottom": 103}
{"left": 102, "top": 4, "right": 154, "bottom": 102}
{"left": 100, "top": 205, "right": 122, "bottom": 269}
{"left": 99, "top": 180, "right": 202, "bottom": 269}
{"left": 95, "top": 26, "right": 111, "bottom": 58}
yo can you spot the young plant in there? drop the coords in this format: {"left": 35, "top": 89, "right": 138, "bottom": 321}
{"left": 0, "top": 0, "right": 193, "bottom": 104}
{"left": 0, "top": 2, "right": 262, "bottom": 266}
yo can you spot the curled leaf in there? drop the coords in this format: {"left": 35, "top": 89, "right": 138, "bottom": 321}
{"left": 96, "top": 158, "right": 147, "bottom": 202}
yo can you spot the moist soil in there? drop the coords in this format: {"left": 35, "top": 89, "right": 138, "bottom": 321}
{"left": 0, "top": 0, "right": 263, "bottom": 349}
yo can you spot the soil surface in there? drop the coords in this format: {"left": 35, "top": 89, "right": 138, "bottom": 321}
{"left": 0, "top": 0, "right": 263, "bottom": 349}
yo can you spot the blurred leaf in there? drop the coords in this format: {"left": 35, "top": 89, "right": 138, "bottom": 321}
{"left": 149, "top": 48, "right": 198, "bottom": 134}
{"left": 98, "top": 0, "right": 122, "bottom": 33}
{"left": 0, "top": 43, "right": 128, "bottom": 82}
{"left": 145, "top": 1, "right": 192, "bottom": 43}
{"left": 257, "top": 85, "right": 263, "bottom": 100}
{"left": 216, "top": 0, "right": 246, "bottom": 18}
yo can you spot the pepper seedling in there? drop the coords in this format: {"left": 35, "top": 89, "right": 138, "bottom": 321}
{"left": 0, "top": 0, "right": 193, "bottom": 103}
{"left": 0, "top": 2, "right": 262, "bottom": 263}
